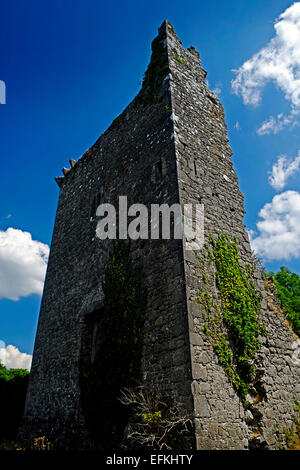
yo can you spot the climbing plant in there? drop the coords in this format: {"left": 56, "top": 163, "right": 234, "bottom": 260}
{"left": 198, "top": 234, "right": 266, "bottom": 401}
{"left": 79, "top": 240, "right": 147, "bottom": 448}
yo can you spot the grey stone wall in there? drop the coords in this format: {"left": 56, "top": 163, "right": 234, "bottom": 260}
{"left": 21, "top": 22, "right": 193, "bottom": 449}
{"left": 20, "top": 20, "right": 299, "bottom": 450}
{"left": 164, "top": 21, "right": 299, "bottom": 449}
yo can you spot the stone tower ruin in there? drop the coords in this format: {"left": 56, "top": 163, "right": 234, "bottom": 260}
{"left": 21, "top": 20, "right": 299, "bottom": 450}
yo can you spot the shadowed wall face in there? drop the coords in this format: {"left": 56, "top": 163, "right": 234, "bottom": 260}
{"left": 21, "top": 22, "right": 192, "bottom": 449}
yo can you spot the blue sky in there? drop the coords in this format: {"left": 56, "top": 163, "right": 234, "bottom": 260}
{"left": 0, "top": 0, "right": 300, "bottom": 366}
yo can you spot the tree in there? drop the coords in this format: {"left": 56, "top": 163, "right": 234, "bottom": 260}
{"left": 0, "top": 361, "right": 29, "bottom": 442}
{"left": 268, "top": 266, "right": 300, "bottom": 337}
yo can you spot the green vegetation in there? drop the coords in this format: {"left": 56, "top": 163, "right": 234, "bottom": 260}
{"left": 267, "top": 266, "right": 300, "bottom": 337}
{"left": 119, "top": 386, "right": 192, "bottom": 450}
{"left": 142, "top": 410, "right": 162, "bottom": 425}
{"left": 79, "top": 240, "right": 147, "bottom": 448}
{"left": 198, "top": 234, "right": 266, "bottom": 400}
{"left": 295, "top": 397, "right": 300, "bottom": 420}
{"left": 0, "top": 362, "right": 29, "bottom": 442}
{"left": 174, "top": 52, "right": 185, "bottom": 65}
{"left": 280, "top": 400, "right": 300, "bottom": 450}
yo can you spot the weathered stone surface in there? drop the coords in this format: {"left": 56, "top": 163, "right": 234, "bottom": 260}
{"left": 20, "top": 20, "right": 299, "bottom": 450}
{"left": 164, "top": 20, "right": 299, "bottom": 450}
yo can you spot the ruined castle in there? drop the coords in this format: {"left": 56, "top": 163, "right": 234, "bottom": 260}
{"left": 21, "top": 21, "right": 299, "bottom": 450}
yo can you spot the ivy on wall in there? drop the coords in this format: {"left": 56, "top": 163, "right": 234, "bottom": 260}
{"left": 79, "top": 240, "right": 147, "bottom": 449}
{"left": 198, "top": 234, "right": 266, "bottom": 401}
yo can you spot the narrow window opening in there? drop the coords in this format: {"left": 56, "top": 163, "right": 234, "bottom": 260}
{"left": 194, "top": 160, "right": 198, "bottom": 177}
{"left": 83, "top": 308, "right": 104, "bottom": 364}
{"left": 155, "top": 160, "right": 163, "bottom": 180}
{"left": 90, "top": 192, "right": 102, "bottom": 221}
{"left": 90, "top": 198, "right": 96, "bottom": 220}
{"left": 96, "top": 193, "right": 101, "bottom": 208}
{"left": 91, "top": 318, "right": 101, "bottom": 363}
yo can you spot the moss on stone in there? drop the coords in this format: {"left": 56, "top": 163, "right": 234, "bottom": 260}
{"left": 198, "top": 234, "right": 266, "bottom": 401}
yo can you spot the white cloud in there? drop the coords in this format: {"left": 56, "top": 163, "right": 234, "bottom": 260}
{"left": 0, "top": 227, "right": 49, "bottom": 301}
{"left": 212, "top": 87, "right": 222, "bottom": 97}
{"left": 232, "top": 2, "right": 300, "bottom": 133}
{"left": 257, "top": 109, "right": 299, "bottom": 135}
{"left": 250, "top": 190, "right": 300, "bottom": 260}
{"left": 0, "top": 344, "right": 32, "bottom": 370}
{"left": 247, "top": 228, "right": 256, "bottom": 241}
{"left": 268, "top": 150, "right": 300, "bottom": 190}
{"left": 234, "top": 121, "right": 241, "bottom": 131}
